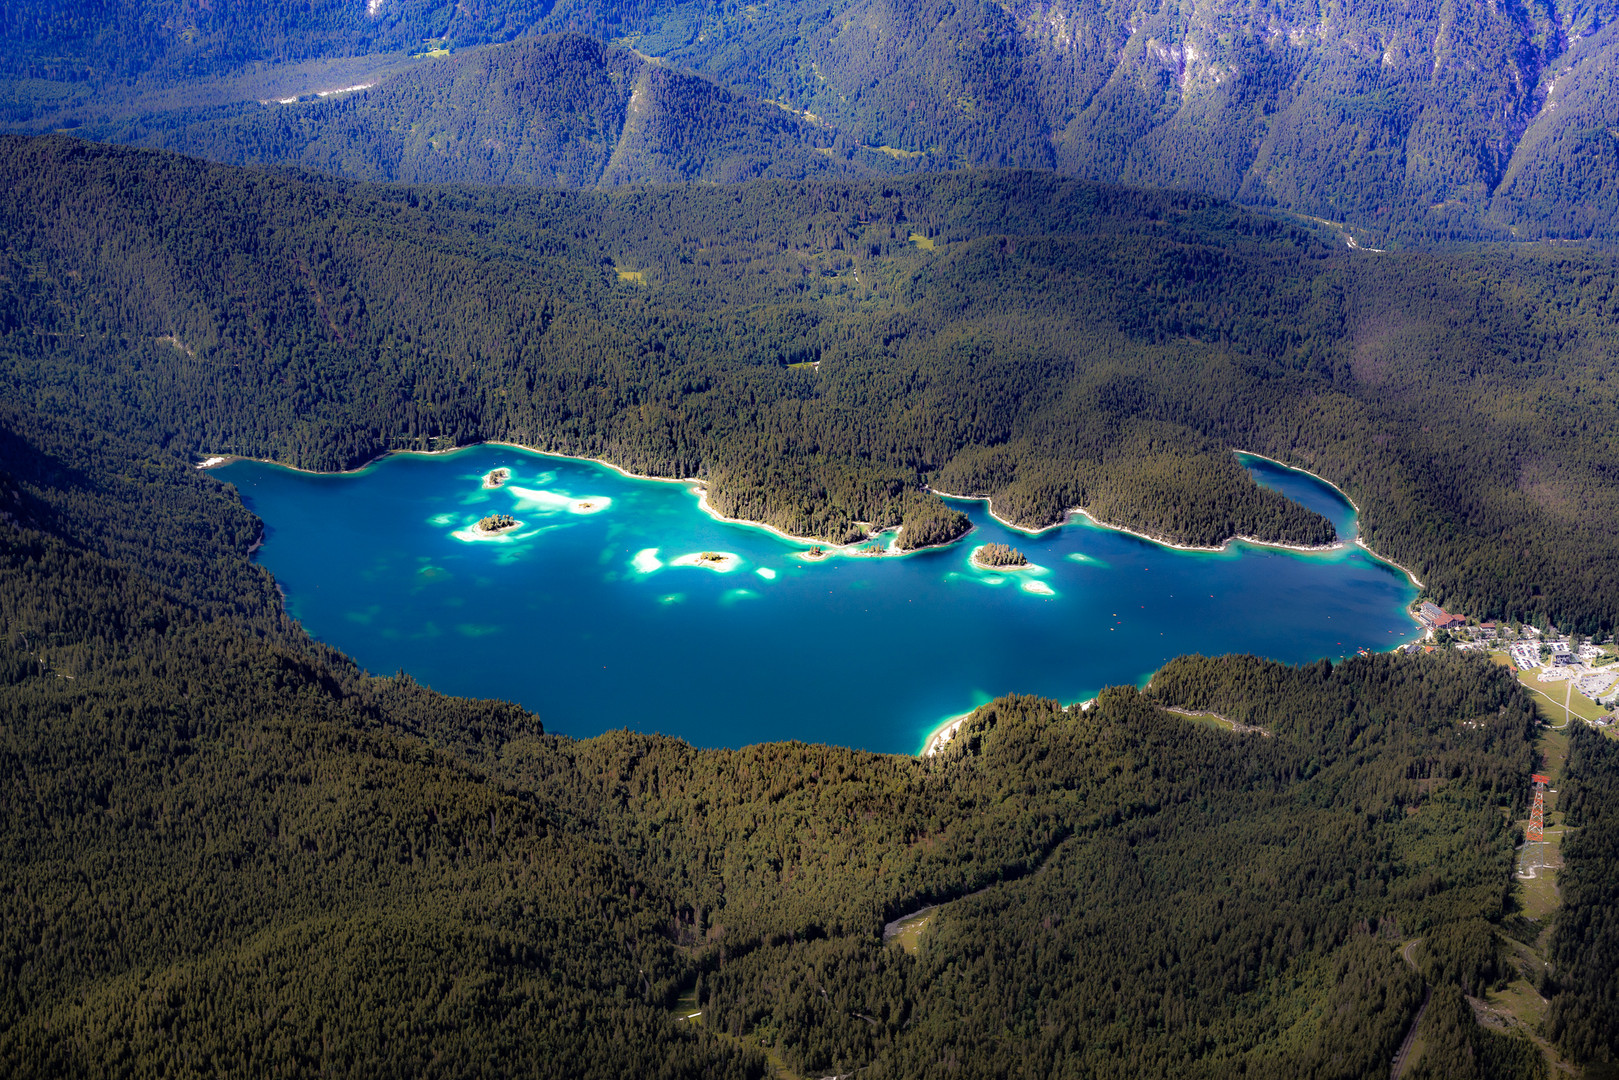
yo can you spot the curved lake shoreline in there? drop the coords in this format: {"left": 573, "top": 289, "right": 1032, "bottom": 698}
{"left": 203, "top": 441, "right": 1413, "bottom": 574}
{"left": 212, "top": 444, "right": 1426, "bottom": 755}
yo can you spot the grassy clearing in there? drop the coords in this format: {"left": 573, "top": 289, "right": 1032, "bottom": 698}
{"left": 1399, "top": 1032, "right": 1430, "bottom": 1077}
{"left": 1486, "top": 979, "right": 1549, "bottom": 1029}
{"left": 1166, "top": 708, "right": 1269, "bottom": 737}
{"left": 671, "top": 987, "right": 702, "bottom": 1025}
{"left": 1484, "top": 721, "right": 1583, "bottom": 1077}
{"left": 1538, "top": 724, "right": 1570, "bottom": 794}
{"left": 1471, "top": 982, "right": 1573, "bottom": 1077}
{"left": 1556, "top": 680, "right": 1609, "bottom": 722}
{"left": 1524, "top": 674, "right": 1605, "bottom": 724}
{"left": 1491, "top": 650, "right": 1611, "bottom": 725}
{"left": 1515, "top": 881, "right": 1556, "bottom": 934}
{"left": 872, "top": 145, "right": 928, "bottom": 160}
{"left": 756, "top": 1043, "right": 809, "bottom": 1080}
{"left": 907, "top": 232, "right": 935, "bottom": 251}
{"left": 616, "top": 268, "right": 646, "bottom": 284}
{"left": 669, "top": 988, "right": 810, "bottom": 1079}
{"left": 1501, "top": 936, "right": 1548, "bottom": 981}
{"left": 1516, "top": 831, "right": 1565, "bottom": 922}
{"left": 1176, "top": 710, "right": 1236, "bottom": 733}
{"left": 885, "top": 907, "right": 936, "bottom": 955}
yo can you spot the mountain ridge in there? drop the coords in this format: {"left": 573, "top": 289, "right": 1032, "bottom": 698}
{"left": 7, "top": 0, "right": 1618, "bottom": 241}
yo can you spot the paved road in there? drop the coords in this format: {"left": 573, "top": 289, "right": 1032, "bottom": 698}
{"left": 1390, "top": 940, "right": 1430, "bottom": 1080}
{"left": 1389, "top": 985, "right": 1432, "bottom": 1080}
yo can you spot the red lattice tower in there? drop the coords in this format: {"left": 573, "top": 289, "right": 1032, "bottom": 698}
{"left": 1528, "top": 773, "right": 1550, "bottom": 843}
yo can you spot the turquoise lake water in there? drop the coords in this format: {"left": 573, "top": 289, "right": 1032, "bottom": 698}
{"left": 217, "top": 447, "right": 1421, "bottom": 753}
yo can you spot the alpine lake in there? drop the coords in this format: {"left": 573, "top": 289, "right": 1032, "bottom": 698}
{"left": 217, "top": 447, "right": 1422, "bottom": 754}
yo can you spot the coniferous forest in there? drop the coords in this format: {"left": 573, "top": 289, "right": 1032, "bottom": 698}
{"left": 2, "top": 134, "right": 1618, "bottom": 1076}
{"left": 5, "top": 136, "right": 1619, "bottom": 628}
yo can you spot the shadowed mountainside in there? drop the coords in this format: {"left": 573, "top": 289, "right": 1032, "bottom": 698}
{"left": 85, "top": 35, "right": 868, "bottom": 188}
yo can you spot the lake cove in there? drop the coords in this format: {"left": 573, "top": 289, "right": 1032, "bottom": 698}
{"left": 217, "top": 446, "right": 1422, "bottom": 754}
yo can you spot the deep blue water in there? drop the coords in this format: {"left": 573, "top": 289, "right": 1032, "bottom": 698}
{"left": 218, "top": 446, "right": 1420, "bottom": 753}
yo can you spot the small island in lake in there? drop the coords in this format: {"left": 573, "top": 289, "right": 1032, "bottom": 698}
{"left": 482, "top": 468, "right": 510, "bottom": 489}
{"left": 475, "top": 513, "right": 521, "bottom": 535}
{"left": 800, "top": 545, "right": 828, "bottom": 561}
{"left": 972, "top": 543, "right": 1030, "bottom": 570}
{"left": 672, "top": 549, "right": 741, "bottom": 572}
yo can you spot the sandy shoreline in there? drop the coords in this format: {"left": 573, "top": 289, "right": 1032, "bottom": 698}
{"left": 1234, "top": 450, "right": 1361, "bottom": 520}
{"left": 921, "top": 713, "right": 971, "bottom": 757}
{"left": 933, "top": 448, "right": 1432, "bottom": 583}
{"left": 208, "top": 439, "right": 1428, "bottom": 599}
{"left": 199, "top": 443, "right": 1416, "bottom": 580}
{"left": 1354, "top": 538, "right": 1425, "bottom": 589}
{"left": 1232, "top": 452, "right": 1424, "bottom": 589}
{"left": 200, "top": 443, "right": 940, "bottom": 552}
{"left": 969, "top": 545, "right": 1040, "bottom": 572}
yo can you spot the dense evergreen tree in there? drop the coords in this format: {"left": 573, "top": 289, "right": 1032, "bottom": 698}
{"left": 1544, "top": 725, "right": 1619, "bottom": 1064}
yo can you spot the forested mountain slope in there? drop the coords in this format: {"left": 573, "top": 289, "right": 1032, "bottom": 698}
{"left": 87, "top": 35, "right": 864, "bottom": 188}
{"left": 7, "top": 0, "right": 1619, "bottom": 240}
{"left": 4, "top": 137, "right": 1619, "bottom": 629}
{"left": 0, "top": 388, "right": 1572, "bottom": 1074}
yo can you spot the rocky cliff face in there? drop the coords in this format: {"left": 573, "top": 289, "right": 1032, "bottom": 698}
{"left": 592, "top": 0, "right": 1615, "bottom": 240}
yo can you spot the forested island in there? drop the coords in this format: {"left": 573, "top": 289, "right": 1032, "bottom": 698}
{"left": 2, "top": 135, "right": 1618, "bottom": 1076}
{"left": 475, "top": 513, "right": 519, "bottom": 534}
{"left": 972, "top": 543, "right": 1029, "bottom": 569}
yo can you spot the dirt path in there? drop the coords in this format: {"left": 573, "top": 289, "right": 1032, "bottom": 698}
{"left": 884, "top": 835, "right": 1072, "bottom": 946}
{"left": 1165, "top": 707, "right": 1271, "bottom": 736}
